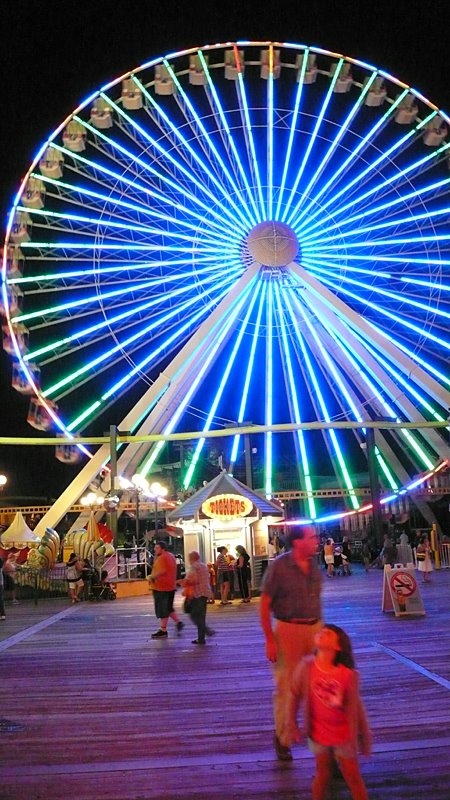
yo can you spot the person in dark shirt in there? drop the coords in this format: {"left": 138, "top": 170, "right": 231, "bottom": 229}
{"left": 260, "top": 526, "right": 322, "bottom": 761}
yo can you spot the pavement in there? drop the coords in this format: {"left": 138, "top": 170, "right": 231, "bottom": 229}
{"left": 0, "top": 596, "right": 77, "bottom": 643}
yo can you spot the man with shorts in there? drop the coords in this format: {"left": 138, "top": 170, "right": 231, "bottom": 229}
{"left": 149, "top": 541, "right": 184, "bottom": 639}
{"left": 260, "top": 527, "right": 322, "bottom": 761}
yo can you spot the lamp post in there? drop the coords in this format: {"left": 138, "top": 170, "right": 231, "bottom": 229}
{"left": 0, "top": 474, "right": 7, "bottom": 494}
{"left": 149, "top": 482, "right": 168, "bottom": 540}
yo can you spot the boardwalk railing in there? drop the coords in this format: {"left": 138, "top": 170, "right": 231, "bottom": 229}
{"left": 439, "top": 542, "right": 450, "bottom": 568}
{"left": 14, "top": 564, "right": 69, "bottom": 605}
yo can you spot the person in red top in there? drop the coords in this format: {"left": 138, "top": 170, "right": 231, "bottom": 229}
{"left": 284, "top": 624, "right": 371, "bottom": 800}
{"left": 148, "top": 541, "right": 184, "bottom": 639}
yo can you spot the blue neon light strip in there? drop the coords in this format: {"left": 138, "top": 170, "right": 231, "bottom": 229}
{"left": 235, "top": 49, "right": 266, "bottom": 219}
{"left": 24, "top": 264, "right": 241, "bottom": 362}
{"left": 67, "top": 275, "right": 241, "bottom": 430}
{"left": 265, "top": 281, "right": 274, "bottom": 498}
{"left": 183, "top": 280, "right": 262, "bottom": 488}
{"left": 283, "top": 289, "right": 360, "bottom": 509}
{"left": 197, "top": 50, "right": 261, "bottom": 224}
{"left": 46, "top": 268, "right": 241, "bottom": 403}
{"left": 290, "top": 71, "right": 377, "bottom": 220}
{"left": 273, "top": 283, "right": 316, "bottom": 518}
{"left": 293, "top": 105, "right": 437, "bottom": 235}
{"left": 229, "top": 280, "right": 267, "bottom": 466}
{"left": 283, "top": 59, "right": 345, "bottom": 225}
{"left": 141, "top": 275, "right": 259, "bottom": 476}
{"left": 275, "top": 47, "right": 308, "bottom": 220}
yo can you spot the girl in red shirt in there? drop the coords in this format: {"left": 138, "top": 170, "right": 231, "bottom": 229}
{"left": 285, "top": 624, "right": 371, "bottom": 800}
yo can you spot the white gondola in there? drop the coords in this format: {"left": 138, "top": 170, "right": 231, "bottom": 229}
{"left": 21, "top": 176, "right": 45, "bottom": 209}
{"left": 423, "top": 117, "right": 447, "bottom": 147}
{"left": 10, "top": 211, "right": 31, "bottom": 244}
{"left": 62, "top": 120, "right": 86, "bottom": 152}
{"left": 395, "top": 93, "right": 418, "bottom": 124}
{"left": 189, "top": 54, "right": 208, "bottom": 86}
{"left": 331, "top": 62, "right": 353, "bottom": 93}
{"left": 225, "top": 49, "right": 244, "bottom": 80}
{"left": 55, "top": 440, "right": 82, "bottom": 464}
{"left": 260, "top": 49, "right": 281, "bottom": 80}
{"left": 154, "top": 65, "right": 174, "bottom": 96}
{"left": 364, "top": 76, "right": 387, "bottom": 107}
{"left": 121, "top": 78, "right": 143, "bottom": 110}
{"left": 296, "top": 52, "right": 317, "bottom": 84}
{"left": 11, "top": 361, "right": 40, "bottom": 394}
{"left": 27, "top": 397, "right": 57, "bottom": 431}
{"left": 90, "top": 96, "right": 113, "bottom": 128}
{"left": 39, "top": 146, "right": 64, "bottom": 178}
{"left": 2, "top": 324, "right": 29, "bottom": 355}
{"left": 4, "top": 247, "right": 23, "bottom": 280}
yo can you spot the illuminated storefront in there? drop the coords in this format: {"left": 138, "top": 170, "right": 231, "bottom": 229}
{"left": 166, "top": 471, "right": 283, "bottom": 590}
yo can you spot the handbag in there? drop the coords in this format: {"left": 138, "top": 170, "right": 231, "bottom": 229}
{"left": 416, "top": 552, "right": 426, "bottom": 562}
{"left": 183, "top": 598, "right": 193, "bottom": 614}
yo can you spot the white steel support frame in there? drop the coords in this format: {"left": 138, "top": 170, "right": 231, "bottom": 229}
{"left": 294, "top": 270, "right": 450, "bottom": 461}
{"left": 34, "top": 264, "right": 260, "bottom": 534}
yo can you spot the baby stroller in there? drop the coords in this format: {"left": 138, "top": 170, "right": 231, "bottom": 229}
{"left": 88, "top": 569, "right": 117, "bottom": 601}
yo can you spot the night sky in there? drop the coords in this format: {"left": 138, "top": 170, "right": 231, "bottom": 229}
{"left": 1, "top": 0, "right": 449, "bottom": 498}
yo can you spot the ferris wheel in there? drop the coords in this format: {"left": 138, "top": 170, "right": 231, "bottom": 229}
{"left": 2, "top": 41, "right": 450, "bottom": 528}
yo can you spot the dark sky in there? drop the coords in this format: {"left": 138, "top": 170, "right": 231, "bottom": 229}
{"left": 1, "top": 0, "right": 450, "bottom": 498}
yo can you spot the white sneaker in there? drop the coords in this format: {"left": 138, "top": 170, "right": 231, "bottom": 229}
{"left": 0, "top": 615, "right": 5, "bottom": 620}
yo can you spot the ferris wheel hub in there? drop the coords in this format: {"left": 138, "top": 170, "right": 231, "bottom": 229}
{"left": 246, "top": 221, "right": 299, "bottom": 267}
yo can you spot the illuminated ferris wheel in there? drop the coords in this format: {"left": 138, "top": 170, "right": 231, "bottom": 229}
{"left": 2, "top": 41, "right": 450, "bottom": 527}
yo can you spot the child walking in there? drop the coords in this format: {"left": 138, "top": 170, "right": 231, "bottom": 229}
{"left": 284, "top": 624, "right": 371, "bottom": 800}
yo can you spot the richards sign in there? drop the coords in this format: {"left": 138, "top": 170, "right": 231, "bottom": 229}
{"left": 201, "top": 494, "right": 254, "bottom": 521}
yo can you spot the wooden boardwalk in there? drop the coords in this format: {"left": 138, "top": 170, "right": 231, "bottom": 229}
{"left": 1, "top": 566, "right": 450, "bottom": 800}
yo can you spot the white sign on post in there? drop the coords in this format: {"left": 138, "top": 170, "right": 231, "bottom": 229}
{"left": 382, "top": 564, "right": 425, "bottom": 617}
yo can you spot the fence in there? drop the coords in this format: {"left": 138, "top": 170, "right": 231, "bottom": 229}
{"left": 439, "top": 543, "right": 450, "bottom": 569}
{"left": 13, "top": 564, "right": 69, "bottom": 605}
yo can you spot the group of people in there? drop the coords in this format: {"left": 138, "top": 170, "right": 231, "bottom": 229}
{"left": 323, "top": 537, "right": 352, "bottom": 578}
{"left": 147, "top": 541, "right": 252, "bottom": 645}
{"left": 66, "top": 554, "right": 115, "bottom": 603}
{"left": 0, "top": 552, "right": 19, "bottom": 620}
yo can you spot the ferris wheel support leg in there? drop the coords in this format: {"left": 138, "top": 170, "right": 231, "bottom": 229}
{"left": 289, "top": 262, "right": 450, "bottom": 414}
{"left": 34, "top": 445, "right": 111, "bottom": 536}
{"left": 113, "top": 263, "right": 261, "bottom": 477}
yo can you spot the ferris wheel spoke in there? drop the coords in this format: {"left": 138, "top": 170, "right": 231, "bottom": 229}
{"left": 283, "top": 287, "right": 360, "bottom": 508}
{"left": 233, "top": 48, "right": 266, "bottom": 219}
{"left": 273, "top": 283, "right": 316, "bottom": 517}
{"left": 275, "top": 48, "right": 309, "bottom": 220}
{"left": 141, "top": 273, "right": 260, "bottom": 476}
{"left": 23, "top": 264, "right": 243, "bottom": 363}
{"left": 229, "top": 280, "right": 267, "bottom": 468}
{"left": 198, "top": 51, "right": 262, "bottom": 224}
{"left": 182, "top": 278, "right": 263, "bottom": 489}
{"left": 294, "top": 113, "right": 446, "bottom": 238}
{"left": 300, "top": 289, "right": 440, "bottom": 470}
{"left": 87, "top": 95, "right": 252, "bottom": 234}
{"left": 281, "top": 58, "right": 346, "bottom": 224}
{"left": 60, "top": 274, "right": 243, "bottom": 431}
{"left": 289, "top": 71, "right": 379, "bottom": 221}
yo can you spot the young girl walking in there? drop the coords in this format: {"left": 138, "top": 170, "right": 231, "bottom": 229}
{"left": 284, "top": 624, "right": 371, "bottom": 800}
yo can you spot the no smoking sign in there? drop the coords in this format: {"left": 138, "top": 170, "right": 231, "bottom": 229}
{"left": 390, "top": 571, "right": 417, "bottom": 597}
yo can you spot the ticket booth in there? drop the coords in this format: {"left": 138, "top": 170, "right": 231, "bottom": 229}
{"left": 166, "top": 471, "right": 284, "bottom": 592}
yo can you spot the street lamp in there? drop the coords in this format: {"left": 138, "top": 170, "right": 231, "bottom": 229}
{"left": 0, "top": 474, "right": 7, "bottom": 493}
{"left": 149, "top": 481, "right": 168, "bottom": 539}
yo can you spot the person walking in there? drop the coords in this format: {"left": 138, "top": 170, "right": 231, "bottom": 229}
{"left": 283, "top": 624, "right": 371, "bottom": 800}
{"left": 0, "top": 558, "right": 6, "bottom": 620}
{"left": 260, "top": 527, "right": 322, "bottom": 761}
{"left": 235, "top": 544, "right": 251, "bottom": 602}
{"left": 148, "top": 541, "right": 184, "bottom": 638}
{"left": 181, "top": 551, "right": 216, "bottom": 645}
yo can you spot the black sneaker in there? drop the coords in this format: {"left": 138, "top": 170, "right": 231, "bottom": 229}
{"left": 176, "top": 620, "right": 184, "bottom": 633}
{"left": 274, "top": 734, "right": 293, "bottom": 761}
{"left": 151, "top": 629, "right": 168, "bottom": 639}
{"left": 192, "top": 639, "right": 206, "bottom": 644}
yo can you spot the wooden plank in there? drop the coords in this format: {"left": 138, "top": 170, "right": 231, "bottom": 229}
{"left": 0, "top": 567, "right": 449, "bottom": 799}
